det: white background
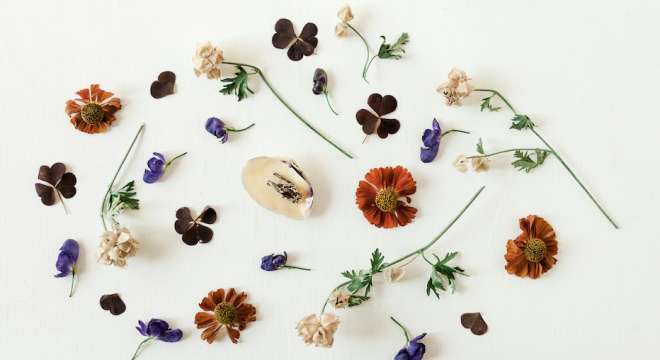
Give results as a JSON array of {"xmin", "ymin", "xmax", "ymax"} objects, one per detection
[{"xmin": 1, "ymin": 0, "xmax": 658, "ymax": 359}]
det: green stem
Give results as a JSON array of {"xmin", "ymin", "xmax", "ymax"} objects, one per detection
[
  {"xmin": 223, "ymin": 62, "xmax": 352, "ymax": 159},
  {"xmin": 226, "ymin": 124, "xmax": 255, "ymax": 132},
  {"xmin": 131, "ymin": 337, "xmax": 153, "ymax": 360},
  {"xmin": 283, "ymin": 265, "xmax": 311, "ymax": 271},
  {"xmin": 323, "ymin": 90, "xmax": 339, "ymax": 116},
  {"xmin": 164, "ymin": 152, "xmax": 187, "ymax": 168},
  {"xmin": 440, "ymin": 129, "xmax": 470, "ymax": 138},
  {"xmin": 100, "ymin": 123, "xmax": 144, "ymax": 231},
  {"xmin": 467, "ymin": 148, "xmax": 552, "ymax": 159},
  {"xmin": 69, "ymin": 267, "xmax": 75, "ymax": 297},
  {"xmin": 475, "ymin": 89, "xmax": 517, "ymax": 115},
  {"xmin": 421, "ymin": 252, "xmax": 434, "ymax": 266},
  {"xmin": 391, "ymin": 317, "xmax": 410, "ymax": 345},
  {"xmin": 363, "ymin": 55, "xmax": 378, "ymax": 82},
  {"xmin": 346, "ymin": 23, "xmax": 371, "ymax": 83}
]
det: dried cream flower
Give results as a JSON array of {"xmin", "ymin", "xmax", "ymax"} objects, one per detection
[
  {"xmin": 383, "ymin": 267, "xmax": 405, "ymax": 284},
  {"xmin": 471, "ymin": 157, "xmax": 491, "ymax": 173},
  {"xmin": 337, "ymin": 4, "xmax": 354, "ymax": 24},
  {"xmin": 453, "ymin": 155, "xmax": 468, "ymax": 173},
  {"xmin": 334, "ymin": 22, "xmax": 348, "ymax": 38},
  {"xmin": 95, "ymin": 227, "xmax": 139, "ymax": 269},
  {"xmin": 328, "ymin": 291, "xmax": 350, "ymax": 309},
  {"xmin": 193, "ymin": 41, "xmax": 225, "ymax": 80},
  {"xmin": 437, "ymin": 68, "xmax": 474, "ymax": 108},
  {"xmin": 295, "ymin": 313, "xmax": 340, "ymax": 348}
]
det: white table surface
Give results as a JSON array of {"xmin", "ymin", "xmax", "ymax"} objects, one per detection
[{"xmin": 1, "ymin": 0, "xmax": 658, "ymax": 359}]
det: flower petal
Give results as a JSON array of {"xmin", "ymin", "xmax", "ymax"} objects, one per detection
[
  {"xmin": 143, "ymin": 170, "xmax": 164, "ymax": 184},
  {"xmin": 54, "ymin": 253, "xmax": 73, "ymax": 277},
  {"xmin": 377, "ymin": 118, "xmax": 400, "ymax": 138},
  {"xmin": 356, "ymin": 109, "xmax": 378, "ymax": 135},
  {"xmin": 60, "ymin": 239, "xmax": 79, "ymax": 263},
  {"xmin": 421, "ymin": 143, "xmax": 440, "ymax": 163},
  {"xmin": 272, "ymin": 19, "xmax": 297, "ymax": 49},
  {"xmin": 226, "ymin": 327, "xmax": 240, "ymax": 344},
  {"xmin": 299, "ymin": 22, "xmax": 318, "ymax": 48},
  {"xmin": 158, "ymin": 329, "xmax": 183, "ymax": 342}
]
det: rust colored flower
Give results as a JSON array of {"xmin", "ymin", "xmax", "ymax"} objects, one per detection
[
  {"xmin": 194, "ymin": 288, "xmax": 256, "ymax": 344},
  {"xmin": 356, "ymin": 166, "xmax": 417, "ymax": 229},
  {"xmin": 356, "ymin": 93, "xmax": 400, "ymax": 139},
  {"xmin": 504, "ymin": 215, "xmax": 558, "ymax": 279},
  {"xmin": 65, "ymin": 85, "xmax": 122, "ymax": 134}
]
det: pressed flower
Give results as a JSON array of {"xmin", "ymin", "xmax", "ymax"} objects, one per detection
[
  {"xmin": 504, "ymin": 215, "xmax": 558, "ymax": 279},
  {"xmin": 143, "ymin": 152, "xmax": 187, "ymax": 184},
  {"xmin": 420, "ymin": 119, "xmax": 469, "ymax": 163},
  {"xmin": 356, "ymin": 166, "xmax": 417, "ymax": 229},
  {"xmin": 175, "ymin": 206, "xmax": 217, "ymax": 245},
  {"xmin": 383, "ymin": 266, "xmax": 405, "ymax": 284},
  {"xmin": 436, "ymin": 68, "xmax": 474, "ymax": 108},
  {"xmin": 356, "ymin": 93, "xmax": 400, "ymax": 140},
  {"xmin": 205, "ymin": 117, "xmax": 255, "ymax": 144},
  {"xmin": 471, "ymin": 157, "xmax": 491, "ymax": 173},
  {"xmin": 453, "ymin": 155, "xmax": 468, "ymax": 173},
  {"xmin": 193, "ymin": 41, "xmax": 225, "ymax": 79},
  {"xmin": 100, "ymin": 293, "xmax": 126, "ymax": 315},
  {"xmin": 295, "ymin": 313, "xmax": 340, "ymax": 348},
  {"xmin": 35, "ymin": 163, "xmax": 76, "ymax": 213},
  {"xmin": 272, "ymin": 19, "xmax": 318, "ymax": 61},
  {"xmin": 312, "ymin": 68, "xmax": 338, "ymax": 115},
  {"xmin": 95, "ymin": 227, "xmax": 139, "ymax": 269},
  {"xmin": 392, "ymin": 317, "xmax": 426, "ymax": 360},
  {"xmin": 54, "ymin": 239, "xmax": 79, "ymax": 297},
  {"xmin": 461, "ymin": 312, "xmax": 488, "ymax": 335},
  {"xmin": 261, "ymin": 252, "xmax": 311, "ymax": 271},
  {"xmin": 65, "ymin": 85, "xmax": 122, "ymax": 134},
  {"xmin": 328, "ymin": 291, "xmax": 350, "ymax": 309},
  {"xmin": 194, "ymin": 288, "xmax": 257, "ymax": 344},
  {"xmin": 150, "ymin": 71, "xmax": 176, "ymax": 99},
  {"xmin": 132, "ymin": 319, "xmax": 183, "ymax": 360},
  {"xmin": 337, "ymin": 4, "xmax": 354, "ymax": 23},
  {"xmin": 334, "ymin": 22, "xmax": 348, "ymax": 38}
]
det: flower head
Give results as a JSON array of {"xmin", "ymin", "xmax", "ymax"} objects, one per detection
[
  {"xmin": 295, "ymin": 313, "xmax": 340, "ymax": 348},
  {"xmin": 436, "ymin": 68, "xmax": 474, "ymax": 108},
  {"xmin": 36, "ymin": 163, "xmax": 77, "ymax": 211},
  {"xmin": 261, "ymin": 252, "xmax": 287, "ymax": 271},
  {"xmin": 272, "ymin": 19, "xmax": 318, "ymax": 61},
  {"xmin": 328, "ymin": 291, "xmax": 350, "ymax": 309},
  {"xmin": 471, "ymin": 157, "xmax": 491, "ymax": 173},
  {"xmin": 193, "ymin": 41, "xmax": 225, "ymax": 79},
  {"xmin": 95, "ymin": 227, "xmax": 139, "ymax": 269},
  {"xmin": 453, "ymin": 155, "xmax": 468, "ymax": 173},
  {"xmin": 334, "ymin": 23, "xmax": 348, "ymax": 38},
  {"xmin": 65, "ymin": 85, "xmax": 122, "ymax": 134},
  {"xmin": 205, "ymin": 117, "xmax": 228, "ymax": 144},
  {"xmin": 383, "ymin": 266, "xmax": 405, "ymax": 284},
  {"xmin": 337, "ymin": 4, "xmax": 354, "ymax": 23},
  {"xmin": 356, "ymin": 166, "xmax": 417, "ymax": 229},
  {"xmin": 420, "ymin": 119, "xmax": 442, "ymax": 163},
  {"xmin": 312, "ymin": 68, "xmax": 328, "ymax": 95},
  {"xmin": 55, "ymin": 239, "xmax": 79, "ymax": 278},
  {"xmin": 175, "ymin": 206, "xmax": 217, "ymax": 245},
  {"xmin": 395, "ymin": 333, "xmax": 427, "ymax": 360},
  {"xmin": 136, "ymin": 319, "xmax": 183, "ymax": 342},
  {"xmin": 194, "ymin": 288, "xmax": 257, "ymax": 344},
  {"xmin": 504, "ymin": 215, "xmax": 558, "ymax": 279},
  {"xmin": 143, "ymin": 152, "xmax": 186, "ymax": 184},
  {"xmin": 356, "ymin": 93, "xmax": 401, "ymax": 139}
]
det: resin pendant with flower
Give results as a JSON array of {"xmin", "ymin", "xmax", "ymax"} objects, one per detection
[{"xmin": 241, "ymin": 157, "xmax": 313, "ymax": 220}]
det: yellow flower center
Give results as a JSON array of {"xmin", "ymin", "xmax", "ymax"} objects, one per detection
[
  {"xmin": 80, "ymin": 103, "xmax": 104, "ymax": 125},
  {"xmin": 375, "ymin": 189, "xmax": 398, "ymax": 212},
  {"xmin": 524, "ymin": 238, "xmax": 547, "ymax": 262},
  {"xmin": 213, "ymin": 302, "xmax": 237, "ymax": 325}
]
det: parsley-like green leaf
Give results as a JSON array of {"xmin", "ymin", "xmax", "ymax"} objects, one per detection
[
  {"xmin": 377, "ymin": 33, "xmax": 409, "ymax": 60},
  {"xmin": 510, "ymin": 115, "xmax": 535, "ymax": 131},
  {"xmin": 108, "ymin": 181, "xmax": 139, "ymax": 212},
  {"xmin": 219, "ymin": 66, "xmax": 254, "ymax": 101},
  {"xmin": 480, "ymin": 96, "xmax": 501, "ymax": 112},
  {"xmin": 347, "ymin": 294, "xmax": 371, "ymax": 307},
  {"xmin": 341, "ymin": 269, "xmax": 372, "ymax": 294},
  {"xmin": 425, "ymin": 252, "xmax": 468, "ymax": 298},
  {"xmin": 370, "ymin": 248, "xmax": 385, "ymax": 274},
  {"xmin": 511, "ymin": 150, "xmax": 550, "ymax": 173},
  {"xmin": 476, "ymin": 138, "xmax": 485, "ymax": 155}
]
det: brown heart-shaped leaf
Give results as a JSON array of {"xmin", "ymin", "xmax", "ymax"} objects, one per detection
[
  {"xmin": 461, "ymin": 312, "xmax": 487, "ymax": 335},
  {"xmin": 176, "ymin": 206, "xmax": 216, "ymax": 245},
  {"xmin": 272, "ymin": 19, "xmax": 296, "ymax": 49},
  {"xmin": 100, "ymin": 294, "xmax": 126, "ymax": 315},
  {"xmin": 151, "ymin": 71, "xmax": 176, "ymax": 99}
]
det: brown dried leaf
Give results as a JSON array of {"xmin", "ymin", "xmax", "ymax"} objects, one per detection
[{"xmin": 461, "ymin": 312, "xmax": 488, "ymax": 335}]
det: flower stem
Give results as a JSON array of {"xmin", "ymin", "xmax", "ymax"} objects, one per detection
[
  {"xmin": 226, "ymin": 124, "xmax": 255, "ymax": 132},
  {"xmin": 440, "ymin": 129, "xmax": 470, "ymax": 138},
  {"xmin": 223, "ymin": 62, "xmax": 353, "ymax": 158},
  {"xmin": 164, "ymin": 152, "xmax": 187, "ymax": 168},
  {"xmin": 475, "ymin": 89, "xmax": 518, "ymax": 115},
  {"xmin": 100, "ymin": 123, "xmax": 144, "ymax": 231},
  {"xmin": 320, "ymin": 281, "xmax": 351, "ymax": 316},
  {"xmin": 284, "ymin": 265, "xmax": 311, "ymax": 271},
  {"xmin": 363, "ymin": 55, "xmax": 378, "ymax": 82},
  {"xmin": 346, "ymin": 23, "xmax": 371, "ymax": 83},
  {"xmin": 391, "ymin": 317, "xmax": 410, "ymax": 345},
  {"xmin": 69, "ymin": 267, "xmax": 75, "ymax": 297},
  {"xmin": 324, "ymin": 90, "xmax": 339, "ymax": 115},
  {"xmin": 467, "ymin": 148, "xmax": 552, "ymax": 159},
  {"xmin": 131, "ymin": 337, "xmax": 153, "ymax": 360}
]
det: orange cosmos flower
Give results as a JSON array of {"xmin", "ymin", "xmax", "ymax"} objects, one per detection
[
  {"xmin": 356, "ymin": 166, "xmax": 417, "ymax": 229},
  {"xmin": 504, "ymin": 215, "xmax": 558, "ymax": 279},
  {"xmin": 194, "ymin": 288, "xmax": 256, "ymax": 344},
  {"xmin": 65, "ymin": 84, "xmax": 122, "ymax": 134}
]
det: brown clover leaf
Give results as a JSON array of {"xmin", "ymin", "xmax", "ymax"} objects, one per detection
[
  {"xmin": 35, "ymin": 162, "xmax": 77, "ymax": 213},
  {"xmin": 175, "ymin": 206, "xmax": 217, "ymax": 245},
  {"xmin": 356, "ymin": 93, "xmax": 401, "ymax": 139},
  {"xmin": 150, "ymin": 71, "xmax": 176, "ymax": 99},
  {"xmin": 100, "ymin": 293, "xmax": 126, "ymax": 316},
  {"xmin": 272, "ymin": 18, "xmax": 318, "ymax": 61},
  {"xmin": 461, "ymin": 312, "xmax": 488, "ymax": 335}
]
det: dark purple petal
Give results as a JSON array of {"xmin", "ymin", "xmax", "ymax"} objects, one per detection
[
  {"xmin": 312, "ymin": 68, "xmax": 327, "ymax": 95},
  {"xmin": 261, "ymin": 254, "xmax": 277, "ymax": 271},
  {"xmin": 143, "ymin": 169, "xmax": 165, "ymax": 184},
  {"xmin": 395, "ymin": 349, "xmax": 410, "ymax": 360},
  {"xmin": 146, "ymin": 319, "xmax": 169, "ymax": 338},
  {"xmin": 272, "ymin": 254, "xmax": 287, "ymax": 268},
  {"xmin": 54, "ymin": 253, "xmax": 73, "ymax": 277},
  {"xmin": 407, "ymin": 333, "xmax": 427, "ymax": 360},
  {"xmin": 148, "ymin": 153, "xmax": 166, "ymax": 173},
  {"xmin": 422, "ymin": 129, "xmax": 441, "ymax": 148},
  {"xmin": 136, "ymin": 320, "xmax": 148, "ymax": 336},
  {"xmin": 60, "ymin": 239, "xmax": 79, "ymax": 263},
  {"xmin": 432, "ymin": 118, "xmax": 441, "ymax": 132},
  {"xmin": 157, "ymin": 329, "xmax": 183, "ymax": 342},
  {"xmin": 205, "ymin": 117, "xmax": 227, "ymax": 138},
  {"xmin": 420, "ymin": 143, "xmax": 440, "ymax": 163}
]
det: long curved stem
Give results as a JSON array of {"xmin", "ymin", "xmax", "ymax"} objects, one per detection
[
  {"xmin": 131, "ymin": 337, "xmax": 152, "ymax": 360},
  {"xmin": 223, "ymin": 62, "xmax": 352, "ymax": 158},
  {"xmin": 164, "ymin": 152, "xmax": 187, "ymax": 168},
  {"xmin": 69, "ymin": 267, "xmax": 75, "ymax": 297},
  {"xmin": 467, "ymin": 148, "xmax": 552, "ymax": 159},
  {"xmin": 391, "ymin": 317, "xmax": 410, "ymax": 345},
  {"xmin": 100, "ymin": 123, "xmax": 144, "ymax": 231},
  {"xmin": 363, "ymin": 55, "xmax": 378, "ymax": 82},
  {"xmin": 440, "ymin": 129, "xmax": 470, "ymax": 138},
  {"xmin": 324, "ymin": 90, "xmax": 339, "ymax": 115},
  {"xmin": 226, "ymin": 124, "xmax": 255, "ymax": 132},
  {"xmin": 284, "ymin": 265, "xmax": 311, "ymax": 271},
  {"xmin": 345, "ymin": 24, "xmax": 371, "ymax": 82}
]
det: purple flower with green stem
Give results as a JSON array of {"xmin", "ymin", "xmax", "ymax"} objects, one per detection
[
  {"xmin": 261, "ymin": 251, "xmax": 311, "ymax": 271},
  {"xmin": 205, "ymin": 117, "xmax": 255, "ymax": 144},
  {"xmin": 132, "ymin": 319, "xmax": 183, "ymax": 360},
  {"xmin": 420, "ymin": 118, "xmax": 469, "ymax": 163},
  {"xmin": 312, "ymin": 68, "xmax": 338, "ymax": 116},
  {"xmin": 54, "ymin": 239, "xmax": 79, "ymax": 297},
  {"xmin": 143, "ymin": 152, "xmax": 187, "ymax": 184},
  {"xmin": 392, "ymin": 317, "xmax": 426, "ymax": 360}
]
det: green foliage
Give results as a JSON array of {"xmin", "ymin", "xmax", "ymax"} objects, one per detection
[
  {"xmin": 425, "ymin": 252, "xmax": 468, "ymax": 299},
  {"xmin": 476, "ymin": 138, "xmax": 485, "ymax": 155},
  {"xmin": 510, "ymin": 115, "xmax": 535, "ymax": 131},
  {"xmin": 377, "ymin": 33, "xmax": 409, "ymax": 60},
  {"xmin": 347, "ymin": 294, "xmax": 371, "ymax": 307},
  {"xmin": 370, "ymin": 248, "xmax": 385, "ymax": 274},
  {"xmin": 108, "ymin": 181, "xmax": 139, "ymax": 212},
  {"xmin": 341, "ymin": 249, "xmax": 386, "ymax": 300},
  {"xmin": 219, "ymin": 66, "xmax": 254, "ymax": 101},
  {"xmin": 511, "ymin": 150, "xmax": 550, "ymax": 173},
  {"xmin": 480, "ymin": 95, "xmax": 501, "ymax": 112}
]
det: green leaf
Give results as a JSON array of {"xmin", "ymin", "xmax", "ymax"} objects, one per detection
[
  {"xmin": 108, "ymin": 181, "xmax": 139, "ymax": 212},
  {"xmin": 347, "ymin": 294, "xmax": 371, "ymax": 307},
  {"xmin": 370, "ymin": 248, "xmax": 385, "ymax": 274},
  {"xmin": 480, "ymin": 96, "xmax": 501, "ymax": 112},
  {"xmin": 341, "ymin": 269, "xmax": 372, "ymax": 294},
  {"xmin": 377, "ymin": 33, "xmax": 409, "ymax": 60},
  {"xmin": 425, "ymin": 252, "xmax": 468, "ymax": 298},
  {"xmin": 476, "ymin": 138, "xmax": 485, "ymax": 155},
  {"xmin": 426, "ymin": 277, "xmax": 440, "ymax": 299},
  {"xmin": 219, "ymin": 66, "xmax": 254, "ymax": 101},
  {"xmin": 510, "ymin": 115, "xmax": 535, "ymax": 131},
  {"xmin": 511, "ymin": 150, "xmax": 550, "ymax": 173}
]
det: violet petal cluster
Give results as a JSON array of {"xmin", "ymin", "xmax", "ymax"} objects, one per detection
[
  {"xmin": 395, "ymin": 333, "xmax": 427, "ymax": 360},
  {"xmin": 54, "ymin": 239, "xmax": 79, "ymax": 278},
  {"xmin": 205, "ymin": 117, "xmax": 228, "ymax": 143},
  {"xmin": 143, "ymin": 153, "xmax": 166, "ymax": 183},
  {"xmin": 420, "ymin": 119, "xmax": 442, "ymax": 163},
  {"xmin": 261, "ymin": 252, "xmax": 288, "ymax": 271},
  {"xmin": 312, "ymin": 68, "xmax": 328, "ymax": 95},
  {"xmin": 136, "ymin": 319, "xmax": 183, "ymax": 342}
]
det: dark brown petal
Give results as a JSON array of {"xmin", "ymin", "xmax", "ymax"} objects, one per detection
[
  {"xmin": 199, "ymin": 206, "xmax": 217, "ymax": 224},
  {"xmin": 299, "ymin": 22, "xmax": 318, "ymax": 48},
  {"xmin": 197, "ymin": 225, "xmax": 214, "ymax": 243},
  {"xmin": 367, "ymin": 93, "xmax": 383, "ymax": 115},
  {"xmin": 175, "ymin": 219, "xmax": 193, "ymax": 234},
  {"xmin": 461, "ymin": 312, "xmax": 488, "ymax": 335},
  {"xmin": 182, "ymin": 227, "xmax": 199, "ymax": 245},
  {"xmin": 151, "ymin": 71, "xmax": 176, "ymax": 99},
  {"xmin": 176, "ymin": 207, "xmax": 193, "ymax": 222},
  {"xmin": 38, "ymin": 165, "xmax": 55, "ymax": 185},
  {"xmin": 377, "ymin": 118, "xmax": 400, "ymax": 138},
  {"xmin": 287, "ymin": 41, "xmax": 306, "ymax": 61},
  {"xmin": 356, "ymin": 109, "xmax": 378, "ymax": 135},
  {"xmin": 56, "ymin": 173, "xmax": 77, "ymax": 198},
  {"xmin": 100, "ymin": 294, "xmax": 126, "ymax": 316},
  {"xmin": 35, "ymin": 184, "xmax": 55, "ymax": 205},
  {"xmin": 379, "ymin": 95, "xmax": 398, "ymax": 116},
  {"xmin": 272, "ymin": 19, "xmax": 296, "ymax": 49},
  {"xmin": 58, "ymin": 186, "xmax": 77, "ymax": 199},
  {"xmin": 50, "ymin": 163, "xmax": 66, "ymax": 184}
]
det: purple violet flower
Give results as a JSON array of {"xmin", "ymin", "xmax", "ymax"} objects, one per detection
[
  {"xmin": 133, "ymin": 319, "xmax": 182, "ymax": 359},
  {"xmin": 54, "ymin": 239, "xmax": 79, "ymax": 297},
  {"xmin": 392, "ymin": 317, "xmax": 426, "ymax": 360},
  {"xmin": 143, "ymin": 152, "xmax": 187, "ymax": 184},
  {"xmin": 420, "ymin": 118, "xmax": 469, "ymax": 163},
  {"xmin": 205, "ymin": 117, "xmax": 255, "ymax": 144},
  {"xmin": 261, "ymin": 252, "xmax": 311, "ymax": 271},
  {"xmin": 312, "ymin": 68, "xmax": 339, "ymax": 115}
]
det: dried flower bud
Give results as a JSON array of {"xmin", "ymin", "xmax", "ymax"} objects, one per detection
[
  {"xmin": 383, "ymin": 266, "xmax": 405, "ymax": 284},
  {"xmin": 334, "ymin": 22, "xmax": 348, "ymax": 38},
  {"xmin": 453, "ymin": 155, "xmax": 468, "ymax": 173},
  {"xmin": 295, "ymin": 313, "xmax": 340, "ymax": 348},
  {"xmin": 471, "ymin": 157, "xmax": 491, "ymax": 173},
  {"xmin": 193, "ymin": 41, "xmax": 225, "ymax": 80},
  {"xmin": 337, "ymin": 4, "xmax": 354, "ymax": 23},
  {"xmin": 95, "ymin": 227, "xmax": 139, "ymax": 269},
  {"xmin": 437, "ymin": 68, "xmax": 474, "ymax": 108},
  {"xmin": 328, "ymin": 291, "xmax": 350, "ymax": 309}
]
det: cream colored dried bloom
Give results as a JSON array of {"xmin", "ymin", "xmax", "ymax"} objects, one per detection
[
  {"xmin": 437, "ymin": 68, "xmax": 474, "ymax": 108},
  {"xmin": 471, "ymin": 157, "xmax": 491, "ymax": 173},
  {"xmin": 328, "ymin": 291, "xmax": 350, "ymax": 309},
  {"xmin": 337, "ymin": 4, "xmax": 354, "ymax": 23},
  {"xmin": 193, "ymin": 41, "xmax": 225, "ymax": 80},
  {"xmin": 453, "ymin": 155, "xmax": 468, "ymax": 173},
  {"xmin": 334, "ymin": 22, "xmax": 348, "ymax": 38},
  {"xmin": 295, "ymin": 313, "xmax": 340, "ymax": 348},
  {"xmin": 383, "ymin": 267, "xmax": 405, "ymax": 284},
  {"xmin": 95, "ymin": 227, "xmax": 139, "ymax": 269}
]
